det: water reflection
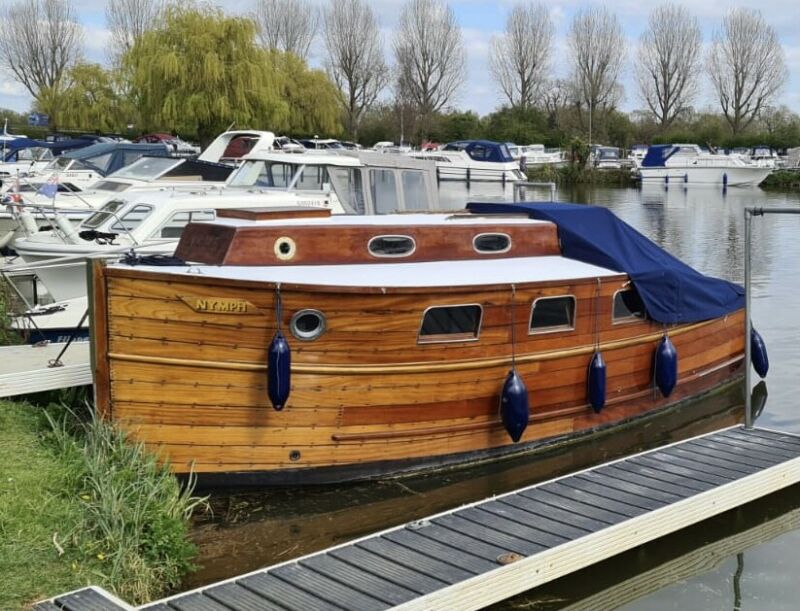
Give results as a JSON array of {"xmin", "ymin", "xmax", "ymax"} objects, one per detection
[{"xmin": 185, "ymin": 183, "xmax": 800, "ymax": 610}]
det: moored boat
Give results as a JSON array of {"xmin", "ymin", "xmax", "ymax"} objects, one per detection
[
  {"xmin": 89, "ymin": 202, "xmax": 752, "ymax": 485},
  {"xmin": 638, "ymin": 144, "xmax": 772, "ymax": 186},
  {"xmin": 410, "ymin": 140, "xmax": 525, "ymax": 183}
]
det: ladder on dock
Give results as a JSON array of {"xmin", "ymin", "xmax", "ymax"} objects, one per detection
[
  {"xmin": 0, "ymin": 342, "xmax": 91, "ymax": 398},
  {"xmin": 36, "ymin": 425, "xmax": 800, "ymax": 611}
]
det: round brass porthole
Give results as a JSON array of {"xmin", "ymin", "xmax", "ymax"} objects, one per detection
[
  {"xmin": 274, "ymin": 236, "xmax": 296, "ymax": 260},
  {"xmin": 289, "ymin": 450, "xmax": 301, "ymax": 461},
  {"xmin": 290, "ymin": 309, "xmax": 326, "ymax": 341}
]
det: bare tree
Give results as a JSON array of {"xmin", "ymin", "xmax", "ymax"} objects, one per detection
[
  {"xmin": 568, "ymin": 7, "xmax": 625, "ymax": 137},
  {"xmin": 635, "ymin": 4, "xmax": 701, "ymax": 130},
  {"xmin": 106, "ymin": 0, "xmax": 165, "ymax": 64},
  {"xmin": 708, "ymin": 9, "xmax": 787, "ymax": 134},
  {"xmin": 489, "ymin": 3, "xmax": 553, "ymax": 110},
  {"xmin": 394, "ymin": 0, "xmax": 465, "ymax": 132},
  {"xmin": 252, "ymin": 0, "xmax": 318, "ymax": 61},
  {"xmin": 323, "ymin": 0, "xmax": 389, "ymax": 141},
  {"xmin": 0, "ymin": 0, "xmax": 83, "ymax": 124}
]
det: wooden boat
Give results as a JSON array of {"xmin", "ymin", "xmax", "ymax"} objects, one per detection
[{"xmin": 89, "ymin": 202, "xmax": 751, "ymax": 485}]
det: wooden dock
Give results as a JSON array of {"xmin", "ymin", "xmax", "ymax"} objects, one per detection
[
  {"xmin": 35, "ymin": 425, "xmax": 800, "ymax": 610},
  {"xmin": 0, "ymin": 341, "xmax": 91, "ymax": 399}
]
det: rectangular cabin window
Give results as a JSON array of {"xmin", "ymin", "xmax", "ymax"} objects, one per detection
[
  {"xmin": 328, "ymin": 167, "xmax": 365, "ymax": 214},
  {"xmin": 154, "ymin": 209, "xmax": 215, "ymax": 239},
  {"xmin": 529, "ymin": 296, "xmax": 576, "ymax": 334},
  {"xmin": 418, "ymin": 305, "xmax": 482, "ymax": 343},
  {"xmin": 613, "ymin": 288, "xmax": 647, "ymax": 323},
  {"xmin": 371, "ymin": 169, "xmax": 400, "ymax": 214},
  {"xmin": 401, "ymin": 171, "xmax": 430, "ymax": 210}
]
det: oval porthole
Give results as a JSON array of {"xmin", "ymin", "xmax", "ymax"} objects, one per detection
[
  {"xmin": 274, "ymin": 236, "xmax": 296, "ymax": 261},
  {"xmin": 473, "ymin": 232, "xmax": 511, "ymax": 254},
  {"xmin": 290, "ymin": 309, "xmax": 326, "ymax": 341},
  {"xmin": 368, "ymin": 235, "xmax": 416, "ymax": 257}
]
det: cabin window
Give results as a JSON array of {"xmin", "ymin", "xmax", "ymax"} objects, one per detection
[
  {"xmin": 529, "ymin": 296, "xmax": 576, "ymax": 333},
  {"xmin": 368, "ymin": 235, "xmax": 416, "ymax": 257},
  {"xmin": 110, "ymin": 204, "xmax": 153, "ymax": 233},
  {"xmin": 153, "ymin": 209, "xmax": 215, "ymax": 239},
  {"xmin": 401, "ymin": 171, "xmax": 429, "ymax": 210},
  {"xmin": 613, "ymin": 288, "xmax": 647, "ymax": 322},
  {"xmin": 82, "ymin": 199, "xmax": 126, "ymax": 229},
  {"xmin": 294, "ymin": 165, "xmax": 330, "ymax": 191},
  {"xmin": 328, "ymin": 167, "xmax": 365, "ymax": 214},
  {"xmin": 473, "ymin": 233, "xmax": 511, "ymax": 254},
  {"xmin": 370, "ymin": 169, "xmax": 399, "ymax": 214},
  {"xmin": 418, "ymin": 305, "xmax": 482, "ymax": 343},
  {"xmin": 290, "ymin": 309, "xmax": 326, "ymax": 341}
]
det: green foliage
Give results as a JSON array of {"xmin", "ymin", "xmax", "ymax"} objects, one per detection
[
  {"xmin": 0, "ymin": 280, "xmax": 20, "ymax": 345},
  {"xmin": 274, "ymin": 52, "xmax": 342, "ymax": 137},
  {"xmin": 483, "ymin": 106, "xmax": 549, "ymax": 145},
  {"xmin": 124, "ymin": 4, "xmax": 289, "ymax": 144},
  {"xmin": 761, "ymin": 170, "xmax": 800, "ymax": 190},
  {"xmin": 428, "ymin": 111, "xmax": 484, "ymax": 143},
  {"xmin": 42, "ymin": 403, "xmax": 207, "ymax": 603},
  {"xmin": 52, "ymin": 63, "xmax": 134, "ymax": 132}
]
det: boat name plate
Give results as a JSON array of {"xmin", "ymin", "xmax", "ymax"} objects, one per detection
[{"xmin": 179, "ymin": 296, "xmax": 263, "ymax": 315}]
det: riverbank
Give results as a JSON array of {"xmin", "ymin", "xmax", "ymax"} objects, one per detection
[
  {"xmin": 0, "ymin": 396, "xmax": 205, "ymax": 609},
  {"xmin": 526, "ymin": 164, "xmax": 636, "ymax": 187},
  {"xmin": 760, "ymin": 169, "xmax": 800, "ymax": 190}
]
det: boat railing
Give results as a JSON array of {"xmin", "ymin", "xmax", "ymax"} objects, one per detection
[
  {"xmin": 435, "ymin": 165, "xmax": 519, "ymax": 185},
  {"xmin": 513, "ymin": 181, "xmax": 557, "ymax": 201}
]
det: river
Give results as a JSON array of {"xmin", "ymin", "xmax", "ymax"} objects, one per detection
[{"xmin": 185, "ymin": 181, "xmax": 800, "ymax": 610}]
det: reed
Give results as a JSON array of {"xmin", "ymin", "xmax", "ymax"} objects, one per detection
[
  {"xmin": 42, "ymin": 401, "xmax": 209, "ymax": 604},
  {"xmin": 0, "ymin": 278, "xmax": 20, "ymax": 345}
]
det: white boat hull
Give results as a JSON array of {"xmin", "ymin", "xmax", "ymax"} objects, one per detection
[{"xmin": 639, "ymin": 166, "xmax": 771, "ymax": 187}]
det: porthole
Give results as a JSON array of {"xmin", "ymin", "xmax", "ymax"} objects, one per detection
[
  {"xmin": 290, "ymin": 309, "xmax": 326, "ymax": 341},
  {"xmin": 274, "ymin": 236, "xmax": 296, "ymax": 260},
  {"xmin": 368, "ymin": 234, "xmax": 416, "ymax": 257},
  {"xmin": 473, "ymin": 232, "xmax": 511, "ymax": 254}
]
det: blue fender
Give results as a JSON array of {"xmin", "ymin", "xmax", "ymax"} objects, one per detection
[
  {"xmin": 587, "ymin": 351, "xmax": 606, "ymax": 413},
  {"xmin": 267, "ymin": 330, "xmax": 291, "ymax": 410},
  {"xmin": 655, "ymin": 336, "xmax": 678, "ymax": 397},
  {"xmin": 500, "ymin": 369, "xmax": 530, "ymax": 443},
  {"xmin": 751, "ymin": 327, "xmax": 769, "ymax": 378}
]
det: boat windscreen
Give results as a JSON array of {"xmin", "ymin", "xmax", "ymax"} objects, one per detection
[
  {"xmin": 112, "ymin": 157, "xmax": 180, "ymax": 180},
  {"xmin": 227, "ymin": 160, "xmax": 297, "ymax": 188}
]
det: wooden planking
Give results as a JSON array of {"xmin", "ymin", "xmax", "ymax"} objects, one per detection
[
  {"xmin": 176, "ymin": 222, "xmax": 561, "ymax": 266},
  {"xmin": 134, "ymin": 427, "xmax": 800, "ymax": 611}
]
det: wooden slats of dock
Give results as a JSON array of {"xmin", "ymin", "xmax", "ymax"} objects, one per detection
[{"xmin": 36, "ymin": 426, "xmax": 800, "ymax": 611}]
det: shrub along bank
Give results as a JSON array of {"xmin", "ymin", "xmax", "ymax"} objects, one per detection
[{"xmin": 0, "ymin": 397, "xmax": 206, "ymax": 609}]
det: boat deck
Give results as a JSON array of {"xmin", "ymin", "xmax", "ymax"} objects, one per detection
[
  {"xmin": 36, "ymin": 425, "xmax": 800, "ymax": 610},
  {"xmin": 0, "ymin": 341, "xmax": 91, "ymax": 398}
]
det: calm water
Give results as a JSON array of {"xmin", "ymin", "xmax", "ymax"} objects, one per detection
[{"xmin": 186, "ymin": 182, "xmax": 800, "ymax": 610}]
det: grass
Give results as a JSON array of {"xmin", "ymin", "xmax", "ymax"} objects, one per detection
[
  {"xmin": 761, "ymin": 169, "xmax": 800, "ymax": 190},
  {"xmin": 0, "ymin": 397, "xmax": 207, "ymax": 609},
  {"xmin": 525, "ymin": 164, "xmax": 637, "ymax": 187}
]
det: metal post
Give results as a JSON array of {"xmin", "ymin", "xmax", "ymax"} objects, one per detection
[{"xmin": 744, "ymin": 208, "xmax": 752, "ymax": 428}]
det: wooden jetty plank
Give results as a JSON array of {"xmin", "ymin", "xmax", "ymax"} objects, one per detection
[
  {"xmin": 155, "ymin": 593, "xmax": 231, "ymax": 611},
  {"xmin": 0, "ymin": 342, "xmax": 91, "ymax": 398},
  {"xmin": 125, "ymin": 427, "xmax": 800, "ymax": 611},
  {"xmin": 52, "ymin": 587, "xmax": 132, "ymax": 610},
  {"xmin": 203, "ymin": 583, "xmax": 285, "ymax": 611},
  {"xmin": 237, "ymin": 572, "xmax": 343, "ymax": 611}
]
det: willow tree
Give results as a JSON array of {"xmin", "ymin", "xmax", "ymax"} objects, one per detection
[
  {"xmin": 276, "ymin": 52, "xmax": 342, "ymax": 136},
  {"xmin": 124, "ymin": 5, "xmax": 288, "ymax": 145},
  {"xmin": 57, "ymin": 63, "xmax": 134, "ymax": 132}
]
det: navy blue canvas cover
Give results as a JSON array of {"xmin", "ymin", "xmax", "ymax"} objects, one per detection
[{"xmin": 466, "ymin": 201, "xmax": 744, "ymax": 324}]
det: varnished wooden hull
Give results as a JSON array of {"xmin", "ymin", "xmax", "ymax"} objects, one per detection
[{"xmin": 91, "ymin": 262, "xmax": 746, "ymax": 484}]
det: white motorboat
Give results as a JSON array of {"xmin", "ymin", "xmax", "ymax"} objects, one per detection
[
  {"xmin": 521, "ymin": 144, "xmax": 564, "ymax": 167},
  {"xmin": 410, "ymin": 140, "xmax": 525, "ymax": 183},
  {"xmin": 638, "ymin": 144, "xmax": 772, "ymax": 187},
  {"xmin": 9, "ymin": 150, "xmax": 440, "ymax": 305},
  {"xmin": 0, "ymin": 138, "xmax": 91, "ymax": 183}
]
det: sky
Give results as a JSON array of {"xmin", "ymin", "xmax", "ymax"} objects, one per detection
[{"xmin": 0, "ymin": 0, "xmax": 798, "ymax": 122}]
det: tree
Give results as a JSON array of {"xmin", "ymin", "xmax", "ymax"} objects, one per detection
[
  {"xmin": 635, "ymin": 4, "xmax": 701, "ymax": 130},
  {"xmin": 56, "ymin": 63, "xmax": 134, "ymax": 132},
  {"xmin": 105, "ymin": 0, "xmax": 165, "ymax": 65},
  {"xmin": 708, "ymin": 9, "xmax": 787, "ymax": 134},
  {"xmin": 252, "ymin": 0, "xmax": 318, "ymax": 61},
  {"xmin": 323, "ymin": 0, "xmax": 389, "ymax": 140},
  {"xmin": 394, "ymin": 0, "xmax": 465, "ymax": 135},
  {"xmin": 567, "ymin": 7, "xmax": 625, "ymax": 139},
  {"xmin": 125, "ymin": 4, "xmax": 289, "ymax": 145},
  {"xmin": 489, "ymin": 3, "xmax": 553, "ymax": 110},
  {"xmin": 0, "ymin": 0, "xmax": 83, "ymax": 127},
  {"xmin": 276, "ymin": 52, "xmax": 343, "ymax": 137}
]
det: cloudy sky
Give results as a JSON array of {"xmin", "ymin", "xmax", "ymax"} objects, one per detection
[{"xmin": 0, "ymin": 0, "xmax": 798, "ymax": 120}]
